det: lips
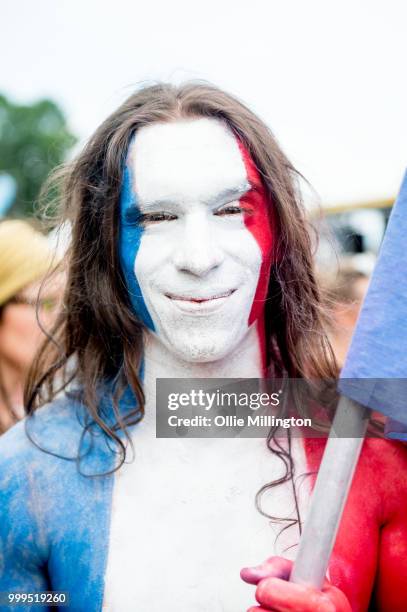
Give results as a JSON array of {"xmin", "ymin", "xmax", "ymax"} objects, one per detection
[
  {"xmin": 164, "ymin": 289, "xmax": 236, "ymax": 314},
  {"xmin": 165, "ymin": 289, "xmax": 235, "ymax": 303}
]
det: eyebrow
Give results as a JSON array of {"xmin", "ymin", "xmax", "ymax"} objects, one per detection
[
  {"xmin": 136, "ymin": 180, "xmax": 254, "ymax": 210},
  {"xmin": 206, "ymin": 182, "xmax": 251, "ymax": 206}
]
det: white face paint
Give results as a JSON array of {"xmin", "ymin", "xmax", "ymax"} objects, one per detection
[{"xmin": 128, "ymin": 118, "xmax": 264, "ymax": 363}]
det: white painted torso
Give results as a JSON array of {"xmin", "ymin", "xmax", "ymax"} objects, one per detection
[{"xmin": 102, "ymin": 402, "xmax": 310, "ymax": 611}]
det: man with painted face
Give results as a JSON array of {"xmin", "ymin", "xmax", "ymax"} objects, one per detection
[{"xmin": 0, "ymin": 83, "xmax": 406, "ymax": 612}]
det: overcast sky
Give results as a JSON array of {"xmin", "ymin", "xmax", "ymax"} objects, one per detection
[{"xmin": 1, "ymin": 0, "xmax": 406, "ymax": 206}]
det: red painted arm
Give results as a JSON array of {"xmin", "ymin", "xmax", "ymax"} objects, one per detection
[
  {"xmin": 241, "ymin": 439, "xmax": 407, "ymax": 611},
  {"xmin": 371, "ymin": 441, "xmax": 407, "ymax": 611}
]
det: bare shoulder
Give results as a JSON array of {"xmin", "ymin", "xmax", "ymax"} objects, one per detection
[{"xmin": 0, "ymin": 397, "xmax": 86, "ymax": 474}]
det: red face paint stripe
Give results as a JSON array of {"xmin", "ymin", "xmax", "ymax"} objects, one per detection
[{"xmin": 236, "ymin": 139, "xmax": 275, "ymax": 372}]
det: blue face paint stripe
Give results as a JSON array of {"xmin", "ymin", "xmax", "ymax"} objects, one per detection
[{"xmin": 119, "ymin": 155, "xmax": 155, "ymax": 331}]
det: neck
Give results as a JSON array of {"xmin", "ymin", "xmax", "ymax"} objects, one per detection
[
  {"xmin": 143, "ymin": 319, "xmax": 264, "ymax": 383},
  {"xmin": 0, "ymin": 358, "xmax": 24, "ymax": 429}
]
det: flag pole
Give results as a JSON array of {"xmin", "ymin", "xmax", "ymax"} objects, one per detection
[
  {"xmin": 290, "ymin": 396, "xmax": 370, "ymax": 587},
  {"xmin": 291, "ymin": 171, "xmax": 407, "ymax": 587}
]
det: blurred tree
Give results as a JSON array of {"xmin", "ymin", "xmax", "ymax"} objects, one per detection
[{"xmin": 0, "ymin": 94, "xmax": 76, "ymax": 217}]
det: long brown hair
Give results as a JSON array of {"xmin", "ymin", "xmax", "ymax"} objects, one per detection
[{"xmin": 26, "ymin": 82, "xmax": 338, "ymax": 480}]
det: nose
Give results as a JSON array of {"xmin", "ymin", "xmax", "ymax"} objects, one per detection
[{"xmin": 173, "ymin": 212, "xmax": 224, "ymax": 277}]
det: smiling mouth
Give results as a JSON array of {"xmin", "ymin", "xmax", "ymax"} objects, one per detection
[{"xmin": 165, "ymin": 289, "xmax": 236, "ymax": 303}]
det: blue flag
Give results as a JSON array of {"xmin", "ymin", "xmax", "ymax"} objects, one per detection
[{"xmin": 339, "ymin": 170, "xmax": 407, "ymax": 439}]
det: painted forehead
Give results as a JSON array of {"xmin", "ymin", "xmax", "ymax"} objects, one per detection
[{"xmin": 126, "ymin": 118, "xmax": 253, "ymax": 207}]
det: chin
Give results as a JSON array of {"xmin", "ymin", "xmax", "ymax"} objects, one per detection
[{"xmin": 162, "ymin": 331, "xmax": 238, "ymax": 364}]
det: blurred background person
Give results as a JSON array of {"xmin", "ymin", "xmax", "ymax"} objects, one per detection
[
  {"xmin": 0, "ymin": 220, "xmax": 63, "ymax": 433},
  {"xmin": 322, "ymin": 262, "xmax": 370, "ymax": 369}
]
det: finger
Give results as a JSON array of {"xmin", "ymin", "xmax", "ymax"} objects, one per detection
[
  {"xmin": 255, "ymin": 577, "xmax": 337, "ymax": 612},
  {"xmin": 241, "ymin": 556, "xmax": 293, "ymax": 585},
  {"xmin": 322, "ymin": 583, "xmax": 353, "ymax": 612}
]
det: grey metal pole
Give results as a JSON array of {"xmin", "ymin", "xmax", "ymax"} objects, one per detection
[{"xmin": 290, "ymin": 395, "xmax": 370, "ymax": 587}]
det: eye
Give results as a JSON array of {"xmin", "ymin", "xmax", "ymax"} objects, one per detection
[
  {"xmin": 214, "ymin": 204, "xmax": 244, "ymax": 217},
  {"xmin": 214, "ymin": 204, "xmax": 252, "ymax": 217},
  {"xmin": 124, "ymin": 209, "xmax": 178, "ymax": 226},
  {"xmin": 39, "ymin": 297, "xmax": 58, "ymax": 312},
  {"xmin": 138, "ymin": 212, "xmax": 178, "ymax": 226}
]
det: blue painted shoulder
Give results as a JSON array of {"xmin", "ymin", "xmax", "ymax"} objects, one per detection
[{"xmin": 0, "ymin": 397, "xmax": 115, "ymax": 611}]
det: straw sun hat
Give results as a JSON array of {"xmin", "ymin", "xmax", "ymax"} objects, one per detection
[{"xmin": 0, "ymin": 220, "xmax": 56, "ymax": 306}]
